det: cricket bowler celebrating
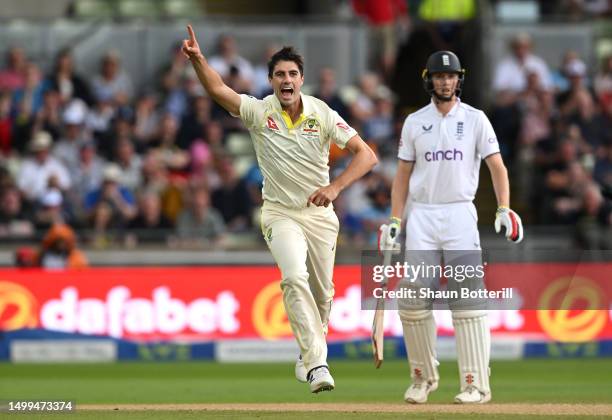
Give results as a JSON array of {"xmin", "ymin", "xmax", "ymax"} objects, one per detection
[
  {"xmin": 379, "ymin": 51, "xmax": 523, "ymax": 404},
  {"xmin": 182, "ymin": 26, "xmax": 378, "ymax": 393}
]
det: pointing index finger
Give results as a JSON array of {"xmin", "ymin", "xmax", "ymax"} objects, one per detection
[{"xmin": 187, "ymin": 24, "xmax": 196, "ymax": 41}]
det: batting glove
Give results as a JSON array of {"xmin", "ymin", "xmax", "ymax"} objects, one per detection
[
  {"xmin": 494, "ymin": 206, "xmax": 523, "ymax": 243},
  {"xmin": 378, "ymin": 217, "xmax": 402, "ymax": 254}
]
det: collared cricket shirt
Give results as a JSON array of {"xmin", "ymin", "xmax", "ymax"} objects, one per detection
[
  {"xmin": 398, "ymin": 99, "xmax": 500, "ymax": 204},
  {"xmin": 238, "ymin": 93, "xmax": 357, "ymax": 208}
]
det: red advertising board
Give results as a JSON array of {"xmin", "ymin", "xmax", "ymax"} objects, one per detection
[{"xmin": 0, "ymin": 265, "xmax": 610, "ymax": 342}]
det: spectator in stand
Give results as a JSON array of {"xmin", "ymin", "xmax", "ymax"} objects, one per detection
[
  {"xmin": 175, "ymin": 184, "xmax": 225, "ymax": 247},
  {"xmin": 252, "ymin": 45, "xmax": 278, "ymax": 98},
  {"xmin": 177, "ymin": 94, "xmax": 212, "ymax": 150},
  {"xmin": 313, "ymin": 68, "xmax": 349, "ymax": 121},
  {"xmin": 126, "ymin": 190, "xmax": 174, "ymax": 244},
  {"xmin": 551, "ymin": 50, "xmax": 580, "ymax": 93},
  {"xmin": 0, "ymin": 91, "xmax": 13, "ymax": 156},
  {"xmin": 492, "ymin": 32, "xmax": 553, "ymax": 160},
  {"xmin": 86, "ymin": 89, "xmax": 116, "ymax": 140},
  {"xmin": 0, "ymin": 47, "xmax": 27, "ymax": 92},
  {"xmin": 594, "ymin": 141, "xmax": 612, "ymax": 191},
  {"xmin": 33, "ymin": 188, "xmax": 70, "ymax": 231},
  {"xmin": 349, "ymin": 72, "xmax": 381, "ymax": 125},
  {"xmin": 139, "ymin": 149, "xmax": 169, "ymax": 195},
  {"xmin": 351, "ymin": 0, "xmax": 410, "ymax": 80},
  {"xmin": 575, "ymin": 182, "xmax": 611, "ymax": 249},
  {"xmin": 359, "ymin": 179, "xmax": 391, "ymax": 246},
  {"xmin": 557, "ymin": 58, "xmax": 594, "ymax": 117},
  {"xmin": 17, "ymin": 131, "xmax": 71, "ymax": 203},
  {"xmin": 208, "ymin": 35, "xmax": 254, "ymax": 93},
  {"xmin": 114, "ymin": 137, "xmax": 142, "ymax": 192},
  {"xmin": 10, "ymin": 63, "xmax": 47, "ymax": 151},
  {"xmin": 203, "ymin": 120, "xmax": 225, "ymax": 150},
  {"xmin": 97, "ymin": 108, "xmax": 135, "ymax": 159},
  {"xmin": 0, "ymin": 185, "xmax": 34, "ymax": 238},
  {"xmin": 188, "ymin": 140, "xmax": 219, "ymax": 188},
  {"xmin": 594, "ymin": 54, "xmax": 612, "ymax": 109},
  {"xmin": 157, "ymin": 42, "xmax": 193, "ymax": 97},
  {"xmin": 67, "ymin": 140, "xmax": 106, "ymax": 222},
  {"xmin": 211, "ymin": 157, "xmax": 252, "ymax": 232},
  {"xmin": 133, "ymin": 92, "xmax": 160, "ymax": 147},
  {"xmin": 91, "ymin": 51, "xmax": 133, "ymax": 106},
  {"xmin": 53, "ymin": 99, "xmax": 90, "ymax": 171},
  {"xmin": 518, "ymin": 72, "xmax": 554, "ymax": 147},
  {"xmin": 151, "ymin": 113, "xmax": 189, "ymax": 172},
  {"xmin": 558, "ymin": 58, "xmax": 607, "ymax": 148},
  {"xmin": 44, "ymin": 48, "xmax": 93, "ymax": 106},
  {"xmin": 37, "ymin": 223, "xmax": 88, "ymax": 269},
  {"xmin": 34, "ymin": 89, "xmax": 63, "ymax": 143},
  {"xmin": 84, "ymin": 164, "xmax": 137, "ymax": 244},
  {"xmin": 493, "ymin": 33, "xmax": 553, "ymax": 98},
  {"xmin": 362, "ymin": 90, "xmax": 394, "ymax": 151},
  {"xmin": 11, "ymin": 63, "xmax": 46, "ymax": 119}
]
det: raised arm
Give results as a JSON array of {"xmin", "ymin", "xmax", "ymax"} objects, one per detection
[{"xmin": 182, "ymin": 25, "xmax": 241, "ymax": 116}]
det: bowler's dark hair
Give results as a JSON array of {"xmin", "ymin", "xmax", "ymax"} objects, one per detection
[{"xmin": 267, "ymin": 47, "xmax": 304, "ymax": 79}]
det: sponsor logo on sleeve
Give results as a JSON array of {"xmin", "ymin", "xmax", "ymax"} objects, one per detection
[
  {"xmin": 336, "ymin": 122, "xmax": 351, "ymax": 132},
  {"xmin": 267, "ymin": 116, "xmax": 280, "ymax": 131}
]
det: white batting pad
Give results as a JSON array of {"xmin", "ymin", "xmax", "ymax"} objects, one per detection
[
  {"xmin": 452, "ymin": 311, "xmax": 491, "ymax": 394},
  {"xmin": 400, "ymin": 310, "xmax": 440, "ymax": 384}
]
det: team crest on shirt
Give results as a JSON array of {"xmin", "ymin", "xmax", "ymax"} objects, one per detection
[
  {"xmin": 422, "ymin": 124, "xmax": 433, "ymax": 133},
  {"xmin": 302, "ymin": 118, "xmax": 320, "ymax": 139},
  {"xmin": 456, "ymin": 121, "xmax": 464, "ymax": 141}
]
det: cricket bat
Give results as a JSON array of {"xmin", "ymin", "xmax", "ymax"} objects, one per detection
[{"xmin": 371, "ymin": 249, "xmax": 393, "ymax": 368}]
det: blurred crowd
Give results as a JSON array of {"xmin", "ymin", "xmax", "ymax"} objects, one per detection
[
  {"xmin": 490, "ymin": 32, "xmax": 612, "ymax": 249},
  {"xmin": 0, "ymin": 25, "xmax": 610, "ymax": 253},
  {"xmin": 0, "ymin": 38, "xmax": 399, "ymax": 252}
]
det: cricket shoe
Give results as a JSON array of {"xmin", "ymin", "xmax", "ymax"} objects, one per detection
[
  {"xmin": 404, "ymin": 380, "xmax": 438, "ymax": 404},
  {"xmin": 295, "ymin": 355, "xmax": 307, "ymax": 383},
  {"xmin": 308, "ymin": 366, "xmax": 335, "ymax": 393},
  {"xmin": 454, "ymin": 386, "xmax": 491, "ymax": 404}
]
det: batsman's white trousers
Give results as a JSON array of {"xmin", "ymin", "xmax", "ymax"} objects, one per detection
[
  {"xmin": 404, "ymin": 201, "xmax": 480, "ymax": 251},
  {"xmin": 261, "ymin": 201, "xmax": 339, "ymax": 372}
]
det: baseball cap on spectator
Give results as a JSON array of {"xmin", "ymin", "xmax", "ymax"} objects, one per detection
[
  {"xmin": 41, "ymin": 189, "xmax": 63, "ymax": 207},
  {"xmin": 29, "ymin": 131, "xmax": 52, "ymax": 152},
  {"xmin": 103, "ymin": 164, "xmax": 122, "ymax": 183},
  {"xmin": 565, "ymin": 59, "xmax": 587, "ymax": 78},
  {"xmin": 63, "ymin": 99, "xmax": 88, "ymax": 125}
]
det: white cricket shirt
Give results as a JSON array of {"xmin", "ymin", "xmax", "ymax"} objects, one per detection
[
  {"xmin": 398, "ymin": 99, "xmax": 500, "ymax": 204},
  {"xmin": 238, "ymin": 93, "xmax": 357, "ymax": 208}
]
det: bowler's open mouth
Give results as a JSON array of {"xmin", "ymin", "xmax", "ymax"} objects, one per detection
[{"xmin": 280, "ymin": 86, "xmax": 294, "ymax": 98}]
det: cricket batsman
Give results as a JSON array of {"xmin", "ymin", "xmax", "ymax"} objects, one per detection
[
  {"xmin": 378, "ymin": 51, "xmax": 523, "ymax": 404},
  {"xmin": 182, "ymin": 26, "xmax": 378, "ymax": 393}
]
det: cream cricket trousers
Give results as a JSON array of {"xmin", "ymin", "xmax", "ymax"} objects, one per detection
[{"xmin": 261, "ymin": 201, "xmax": 339, "ymax": 372}]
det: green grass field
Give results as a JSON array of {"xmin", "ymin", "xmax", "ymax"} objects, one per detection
[{"xmin": 1, "ymin": 359, "xmax": 611, "ymax": 419}]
